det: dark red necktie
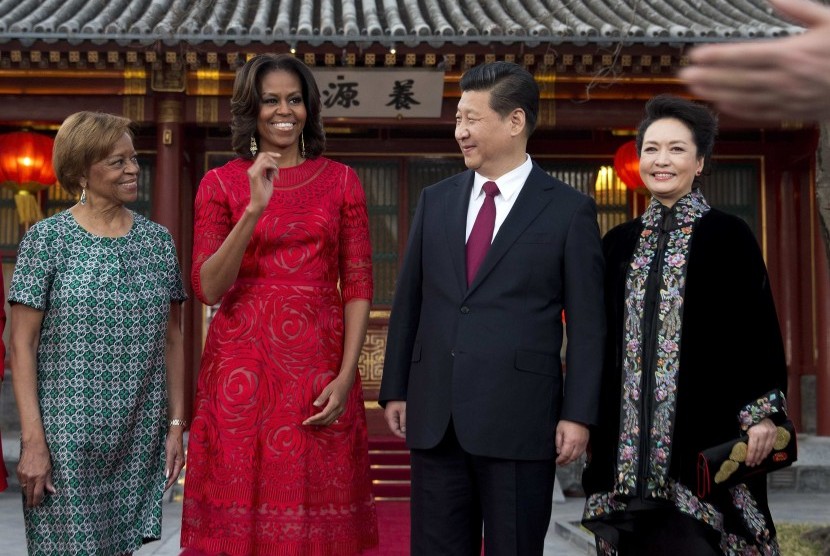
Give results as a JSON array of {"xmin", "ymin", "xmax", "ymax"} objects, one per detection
[{"xmin": 466, "ymin": 181, "xmax": 500, "ymax": 286}]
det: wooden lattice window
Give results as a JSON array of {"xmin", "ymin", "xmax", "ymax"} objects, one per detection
[
  {"xmin": 703, "ymin": 161, "xmax": 760, "ymax": 238},
  {"xmin": 345, "ymin": 159, "xmax": 401, "ymax": 307}
]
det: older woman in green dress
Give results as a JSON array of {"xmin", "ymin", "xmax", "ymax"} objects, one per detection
[{"xmin": 9, "ymin": 111, "xmax": 188, "ymax": 555}]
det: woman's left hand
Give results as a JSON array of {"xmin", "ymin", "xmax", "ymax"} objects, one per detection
[
  {"xmin": 302, "ymin": 373, "xmax": 355, "ymax": 427},
  {"xmin": 745, "ymin": 417, "xmax": 776, "ymax": 467},
  {"xmin": 164, "ymin": 427, "xmax": 186, "ymax": 491}
]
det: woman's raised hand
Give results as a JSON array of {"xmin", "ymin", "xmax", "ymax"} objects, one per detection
[{"xmin": 246, "ymin": 152, "xmax": 281, "ymax": 214}]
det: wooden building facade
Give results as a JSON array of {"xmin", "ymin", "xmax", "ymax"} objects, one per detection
[{"xmin": 0, "ymin": 0, "xmax": 828, "ymax": 435}]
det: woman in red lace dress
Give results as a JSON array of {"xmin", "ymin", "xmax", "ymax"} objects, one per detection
[{"xmin": 181, "ymin": 53, "xmax": 378, "ymax": 556}]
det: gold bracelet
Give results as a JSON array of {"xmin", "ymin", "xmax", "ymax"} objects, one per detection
[{"xmin": 168, "ymin": 418, "xmax": 188, "ymax": 428}]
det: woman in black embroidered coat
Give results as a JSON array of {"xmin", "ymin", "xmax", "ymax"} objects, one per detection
[{"xmin": 582, "ymin": 95, "xmax": 788, "ymax": 555}]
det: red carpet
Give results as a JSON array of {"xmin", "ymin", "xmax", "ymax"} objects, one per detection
[
  {"xmin": 362, "ymin": 500, "xmax": 486, "ymax": 556},
  {"xmin": 364, "ymin": 433, "xmax": 484, "ymax": 555},
  {"xmin": 363, "ymin": 501, "xmax": 411, "ymax": 555}
]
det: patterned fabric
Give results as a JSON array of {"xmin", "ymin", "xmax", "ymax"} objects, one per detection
[
  {"xmin": 587, "ymin": 480, "xmax": 781, "ymax": 555},
  {"xmin": 616, "ymin": 190, "xmax": 710, "ymax": 498},
  {"xmin": 8, "ymin": 210, "xmax": 186, "ymax": 556},
  {"xmin": 181, "ymin": 156, "xmax": 378, "ymax": 556},
  {"xmin": 582, "ymin": 191, "xmax": 784, "ymax": 555},
  {"xmin": 739, "ymin": 391, "xmax": 787, "ymax": 431}
]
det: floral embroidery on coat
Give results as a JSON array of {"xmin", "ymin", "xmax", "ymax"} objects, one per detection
[
  {"xmin": 615, "ymin": 191, "xmax": 709, "ymax": 498},
  {"xmin": 739, "ymin": 390, "xmax": 787, "ymax": 431},
  {"xmin": 585, "ymin": 479, "xmax": 782, "ymax": 555}
]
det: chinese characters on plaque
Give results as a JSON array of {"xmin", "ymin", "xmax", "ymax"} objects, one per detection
[{"xmin": 311, "ymin": 69, "xmax": 445, "ymax": 118}]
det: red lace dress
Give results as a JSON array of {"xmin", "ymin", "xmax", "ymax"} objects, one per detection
[{"xmin": 182, "ymin": 157, "xmax": 378, "ymax": 556}]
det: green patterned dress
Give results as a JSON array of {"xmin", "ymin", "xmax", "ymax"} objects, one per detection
[{"xmin": 9, "ymin": 210, "xmax": 186, "ymax": 556}]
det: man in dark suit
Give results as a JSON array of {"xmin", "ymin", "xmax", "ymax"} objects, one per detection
[{"xmin": 378, "ymin": 61, "xmax": 605, "ymax": 556}]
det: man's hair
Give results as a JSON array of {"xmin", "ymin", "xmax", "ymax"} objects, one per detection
[{"xmin": 459, "ymin": 61, "xmax": 539, "ymax": 138}]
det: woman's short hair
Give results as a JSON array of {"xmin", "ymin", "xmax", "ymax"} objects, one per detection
[
  {"xmin": 635, "ymin": 94, "xmax": 719, "ymax": 173},
  {"xmin": 230, "ymin": 53, "xmax": 325, "ymax": 159},
  {"xmin": 52, "ymin": 112, "xmax": 134, "ymax": 196},
  {"xmin": 459, "ymin": 61, "xmax": 540, "ymax": 138}
]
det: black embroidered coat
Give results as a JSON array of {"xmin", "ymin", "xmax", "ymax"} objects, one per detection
[{"xmin": 583, "ymin": 206, "xmax": 788, "ymax": 551}]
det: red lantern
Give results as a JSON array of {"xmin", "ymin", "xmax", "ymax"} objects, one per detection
[
  {"xmin": 0, "ymin": 131, "xmax": 56, "ymax": 191},
  {"xmin": 613, "ymin": 140, "xmax": 645, "ymax": 190},
  {"xmin": 0, "ymin": 131, "xmax": 56, "ymax": 227}
]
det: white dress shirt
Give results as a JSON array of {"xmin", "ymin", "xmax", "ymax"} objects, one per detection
[{"xmin": 465, "ymin": 154, "xmax": 534, "ymax": 242}]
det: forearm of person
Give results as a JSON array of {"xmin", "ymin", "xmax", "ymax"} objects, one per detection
[
  {"xmin": 198, "ymin": 206, "xmax": 262, "ymax": 305},
  {"xmin": 339, "ymin": 298, "xmax": 370, "ymax": 383},
  {"xmin": 10, "ymin": 305, "xmax": 46, "ymax": 445},
  {"xmin": 164, "ymin": 303, "xmax": 186, "ymax": 422}
]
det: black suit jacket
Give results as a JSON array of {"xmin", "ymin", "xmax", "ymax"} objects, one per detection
[{"xmin": 379, "ymin": 162, "xmax": 606, "ymax": 460}]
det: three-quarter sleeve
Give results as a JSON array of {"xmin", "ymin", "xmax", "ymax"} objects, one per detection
[
  {"xmin": 191, "ymin": 169, "xmax": 232, "ymax": 304},
  {"xmin": 338, "ymin": 166, "xmax": 373, "ymax": 303},
  {"xmin": 8, "ymin": 221, "xmax": 57, "ymax": 310}
]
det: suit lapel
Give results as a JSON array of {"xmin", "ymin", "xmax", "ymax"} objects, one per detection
[
  {"xmin": 445, "ymin": 171, "xmax": 475, "ymax": 296},
  {"xmin": 466, "ymin": 164, "xmax": 557, "ymax": 293}
]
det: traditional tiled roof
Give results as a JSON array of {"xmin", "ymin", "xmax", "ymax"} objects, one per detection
[{"xmin": 0, "ymin": 0, "xmax": 816, "ymax": 47}]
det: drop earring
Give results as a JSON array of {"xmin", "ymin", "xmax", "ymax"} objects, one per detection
[
  {"xmin": 80, "ymin": 187, "xmax": 87, "ymax": 205},
  {"xmin": 250, "ymin": 135, "xmax": 258, "ymax": 157},
  {"xmin": 300, "ymin": 133, "xmax": 306, "ymax": 159}
]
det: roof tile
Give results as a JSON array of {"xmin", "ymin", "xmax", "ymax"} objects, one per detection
[{"xmin": 0, "ymin": 0, "xmax": 818, "ymax": 46}]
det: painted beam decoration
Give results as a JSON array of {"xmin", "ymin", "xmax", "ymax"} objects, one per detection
[{"xmin": 312, "ymin": 69, "xmax": 445, "ymax": 118}]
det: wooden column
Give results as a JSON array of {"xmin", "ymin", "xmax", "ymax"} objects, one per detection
[
  {"xmin": 816, "ymin": 191, "xmax": 830, "ymax": 436},
  {"xmin": 775, "ymin": 170, "xmax": 803, "ymax": 430},
  {"xmin": 815, "ymin": 125, "xmax": 830, "ymax": 436},
  {"xmin": 152, "ymin": 95, "xmax": 192, "ymax": 419},
  {"xmin": 153, "ymin": 97, "xmax": 183, "ymax": 251}
]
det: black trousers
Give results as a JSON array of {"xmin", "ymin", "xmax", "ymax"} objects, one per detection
[{"xmin": 409, "ymin": 422, "xmax": 556, "ymax": 556}]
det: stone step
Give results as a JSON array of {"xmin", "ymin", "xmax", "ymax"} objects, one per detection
[
  {"xmin": 552, "ymin": 519, "xmax": 596, "ymax": 555},
  {"xmin": 767, "ymin": 434, "xmax": 830, "ymax": 492}
]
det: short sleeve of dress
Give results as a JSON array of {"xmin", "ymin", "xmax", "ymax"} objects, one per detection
[
  {"xmin": 162, "ymin": 229, "xmax": 188, "ymax": 303},
  {"xmin": 339, "ymin": 166, "xmax": 373, "ymax": 303},
  {"xmin": 8, "ymin": 220, "xmax": 57, "ymax": 311},
  {"xmin": 192, "ymin": 169, "xmax": 232, "ymax": 304}
]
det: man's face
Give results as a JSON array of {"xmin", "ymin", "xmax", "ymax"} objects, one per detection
[{"xmin": 454, "ymin": 90, "xmax": 517, "ymax": 180}]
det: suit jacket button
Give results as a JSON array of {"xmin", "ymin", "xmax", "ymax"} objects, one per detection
[
  {"xmin": 451, "ymin": 349, "xmax": 456, "ymax": 357},
  {"xmin": 460, "ymin": 306, "xmax": 470, "ymax": 314}
]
